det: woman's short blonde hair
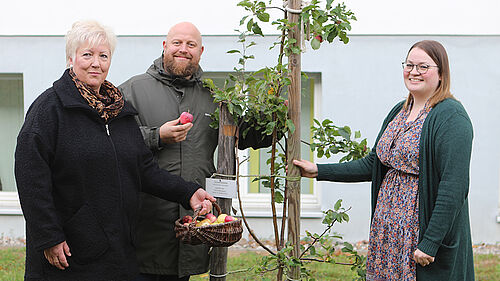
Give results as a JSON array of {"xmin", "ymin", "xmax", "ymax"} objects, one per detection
[{"xmin": 65, "ymin": 20, "xmax": 117, "ymax": 67}]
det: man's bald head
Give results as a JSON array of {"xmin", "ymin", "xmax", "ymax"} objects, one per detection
[
  {"xmin": 166, "ymin": 22, "xmax": 203, "ymax": 46},
  {"xmin": 162, "ymin": 22, "xmax": 204, "ymax": 78}
]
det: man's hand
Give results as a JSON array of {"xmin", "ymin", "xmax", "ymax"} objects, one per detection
[
  {"xmin": 190, "ymin": 189, "xmax": 216, "ymax": 215},
  {"xmin": 414, "ymin": 249, "xmax": 435, "ymax": 267},
  {"xmin": 292, "ymin": 159, "xmax": 319, "ymax": 178},
  {"xmin": 44, "ymin": 241, "xmax": 71, "ymax": 270},
  {"xmin": 159, "ymin": 117, "xmax": 193, "ymax": 144}
]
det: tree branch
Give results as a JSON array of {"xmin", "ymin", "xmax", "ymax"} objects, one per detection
[
  {"xmin": 235, "ymin": 134, "xmax": 276, "ymax": 256},
  {"xmin": 300, "ymin": 257, "xmax": 356, "ymax": 266}
]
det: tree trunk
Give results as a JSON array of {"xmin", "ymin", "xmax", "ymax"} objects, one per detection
[
  {"xmin": 210, "ymin": 103, "xmax": 236, "ymax": 281},
  {"xmin": 286, "ymin": 0, "xmax": 302, "ymax": 279}
]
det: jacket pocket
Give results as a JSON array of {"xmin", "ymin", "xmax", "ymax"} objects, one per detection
[
  {"xmin": 63, "ymin": 203, "xmax": 109, "ymax": 264},
  {"xmin": 431, "ymin": 240, "xmax": 459, "ymax": 274}
]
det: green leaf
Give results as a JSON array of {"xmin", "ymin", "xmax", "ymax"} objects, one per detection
[
  {"xmin": 334, "ymin": 199, "xmax": 342, "ymax": 211},
  {"xmin": 265, "ymin": 121, "xmax": 276, "ymax": 134},
  {"xmin": 237, "ymin": 1, "xmax": 252, "ymax": 8},
  {"xmin": 338, "ymin": 128, "xmax": 350, "ymax": 140},
  {"xmin": 227, "ymin": 102, "xmax": 234, "ymax": 114},
  {"xmin": 247, "ymin": 18, "xmax": 254, "ymax": 32},
  {"xmin": 310, "ymin": 246, "xmax": 317, "ymax": 256},
  {"xmin": 203, "ymin": 78, "xmax": 215, "ymax": 90},
  {"xmin": 239, "ymin": 15, "xmax": 249, "ymax": 26},
  {"xmin": 343, "ymin": 125, "xmax": 352, "ymax": 135},
  {"xmin": 227, "ymin": 49, "xmax": 241, "ymax": 54},
  {"xmin": 286, "ymin": 119, "xmax": 295, "ymax": 134},
  {"xmin": 274, "ymin": 191, "xmax": 284, "ymax": 203},
  {"xmin": 317, "ymin": 149, "xmax": 324, "ymax": 158},
  {"xmin": 354, "ymin": 130, "xmax": 361, "ymax": 138},
  {"xmin": 234, "ymin": 104, "xmax": 244, "ymax": 116},
  {"xmin": 292, "ymin": 46, "xmax": 301, "ymax": 54},
  {"xmin": 252, "ymin": 23, "xmax": 263, "ymax": 36},
  {"xmin": 257, "ymin": 12, "xmax": 270, "ymax": 22},
  {"xmin": 343, "ymin": 242, "xmax": 354, "ymax": 251},
  {"xmin": 342, "ymin": 212, "xmax": 350, "ymax": 222},
  {"xmin": 339, "ymin": 31, "xmax": 349, "ymax": 44},
  {"xmin": 322, "ymin": 119, "xmax": 333, "ymax": 126}
]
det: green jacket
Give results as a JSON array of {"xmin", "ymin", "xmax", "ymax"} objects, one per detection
[
  {"xmin": 119, "ymin": 57, "xmax": 270, "ymax": 277},
  {"xmin": 317, "ymin": 98, "xmax": 474, "ymax": 281}
]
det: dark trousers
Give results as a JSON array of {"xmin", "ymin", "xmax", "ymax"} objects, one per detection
[{"xmin": 132, "ymin": 273, "xmax": 190, "ymax": 281}]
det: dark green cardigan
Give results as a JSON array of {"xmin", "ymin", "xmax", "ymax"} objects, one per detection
[{"xmin": 317, "ymin": 98, "xmax": 474, "ymax": 281}]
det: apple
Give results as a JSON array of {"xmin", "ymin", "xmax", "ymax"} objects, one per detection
[
  {"xmin": 179, "ymin": 111, "xmax": 193, "ymax": 124},
  {"xmin": 206, "ymin": 213, "xmax": 217, "ymax": 223},
  {"xmin": 181, "ymin": 215, "xmax": 193, "ymax": 224},
  {"xmin": 283, "ymin": 100, "xmax": 289, "ymax": 107},
  {"xmin": 216, "ymin": 214, "xmax": 227, "ymax": 224},
  {"xmin": 314, "ymin": 35, "xmax": 323, "ymax": 43},
  {"xmin": 224, "ymin": 215, "xmax": 236, "ymax": 223},
  {"xmin": 195, "ymin": 218, "xmax": 211, "ymax": 227}
]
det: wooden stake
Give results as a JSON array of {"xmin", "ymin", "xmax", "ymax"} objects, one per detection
[
  {"xmin": 287, "ymin": 0, "xmax": 302, "ymax": 279},
  {"xmin": 209, "ymin": 103, "xmax": 236, "ymax": 281}
]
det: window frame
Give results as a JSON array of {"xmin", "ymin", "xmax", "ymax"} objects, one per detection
[
  {"xmin": 0, "ymin": 73, "xmax": 24, "ymax": 215},
  {"xmin": 203, "ymin": 71, "xmax": 323, "ymax": 218}
]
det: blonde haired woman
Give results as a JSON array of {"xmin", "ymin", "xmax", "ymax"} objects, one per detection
[{"xmin": 15, "ymin": 20, "xmax": 215, "ymax": 281}]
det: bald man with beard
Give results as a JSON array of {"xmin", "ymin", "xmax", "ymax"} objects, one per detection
[{"xmin": 120, "ymin": 22, "xmax": 271, "ymax": 281}]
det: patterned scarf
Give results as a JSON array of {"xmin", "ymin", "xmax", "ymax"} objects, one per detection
[{"xmin": 69, "ymin": 68, "xmax": 124, "ymax": 122}]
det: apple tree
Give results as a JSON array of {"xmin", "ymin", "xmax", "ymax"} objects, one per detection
[{"xmin": 204, "ymin": 1, "xmax": 368, "ymax": 280}]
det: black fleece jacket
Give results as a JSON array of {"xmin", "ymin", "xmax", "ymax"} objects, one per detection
[{"xmin": 15, "ymin": 69, "xmax": 200, "ymax": 281}]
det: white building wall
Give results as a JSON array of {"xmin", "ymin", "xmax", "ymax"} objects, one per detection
[
  {"xmin": 1, "ymin": 0, "xmax": 499, "ymax": 35},
  {"xmin": 1, "ymin": 0, "xmax": 499, "ymax": 244},
  {"xmin": 1, "ymin": 33, "xmax": 499, "ymax": 243}
]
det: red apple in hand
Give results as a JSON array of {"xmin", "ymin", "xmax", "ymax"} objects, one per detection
[
  {"xmin": 206, "ymin": 213, "xmax": 217, "ymax": 223},
  {"xmin": 179, "ymin": 112, "xmax": 193, "ymax": 124}
]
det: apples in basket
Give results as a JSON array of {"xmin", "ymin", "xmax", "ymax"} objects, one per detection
[{"xmin": 174, "ymin": 202, "xmax": 243, "ymax": 247}]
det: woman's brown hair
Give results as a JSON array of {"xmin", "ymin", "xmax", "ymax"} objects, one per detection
[{"xmin": 403, "ymin": 40, "xmax": 455, "ymax": 109}]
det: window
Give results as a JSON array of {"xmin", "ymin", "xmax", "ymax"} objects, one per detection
[
  {"xmin": 0, "ymin": 74, "xmax": 24, "ymax": 192},
  {"xmin": 204, "ymin": 72, "xmax": 322, "ymax": 217},
  {"xmin": 248, "ymin": 75, "xmax": 315, "ymax": 195}
]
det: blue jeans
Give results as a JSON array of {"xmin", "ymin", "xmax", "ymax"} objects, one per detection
[{"xmin": 132, "ymin": 273, "xmax": 190, "ymax": 281}]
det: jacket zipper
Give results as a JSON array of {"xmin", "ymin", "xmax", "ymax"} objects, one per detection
[{"xmin": 104, "ymin": 123, "xmax": 125, "ymax": 237}]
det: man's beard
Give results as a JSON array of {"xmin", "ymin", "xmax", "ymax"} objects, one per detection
[{"xmin": 163, "ymin": 55, "xmax": 199, "ymax": 78}]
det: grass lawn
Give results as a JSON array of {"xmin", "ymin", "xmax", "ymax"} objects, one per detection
[
  {"xmin": 0, "ymin": 247, "xmax": 25, "ymax": 281},
  {"xmin": 1, "ymin": 247, "xmax": 498, "ymax": 280}
]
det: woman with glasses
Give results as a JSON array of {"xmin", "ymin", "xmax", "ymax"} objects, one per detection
[{"xmin": 293, "ymin": 40, "xmax": 474, "ymax": 281}]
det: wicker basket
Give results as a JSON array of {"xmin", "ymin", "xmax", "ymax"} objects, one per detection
[{"xmin": 174, "ymin": 202, "xmax": 243, "ymax": 247}]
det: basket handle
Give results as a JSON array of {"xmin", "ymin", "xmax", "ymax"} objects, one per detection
[{"xmin": 192, "ymin": 201, "xmax": 222, "ymax": 222}]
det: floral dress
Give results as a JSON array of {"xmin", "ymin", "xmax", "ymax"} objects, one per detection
[{"xmin": 366, "ymin": 103, "xmax": 431, "ymax": 281}]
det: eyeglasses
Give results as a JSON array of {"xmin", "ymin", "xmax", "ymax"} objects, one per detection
[{"xmin": 402, "ymin": 62, "xmax": 438, "ymax": 74}]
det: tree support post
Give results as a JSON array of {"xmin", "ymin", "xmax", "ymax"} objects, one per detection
[
  {"xmin": 287, "ymin": 0, "xmax": 302, "ymax": 279},
  {"xmin": 209, "ymin": 103, "xmax": 236, "ymax": 281}
]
